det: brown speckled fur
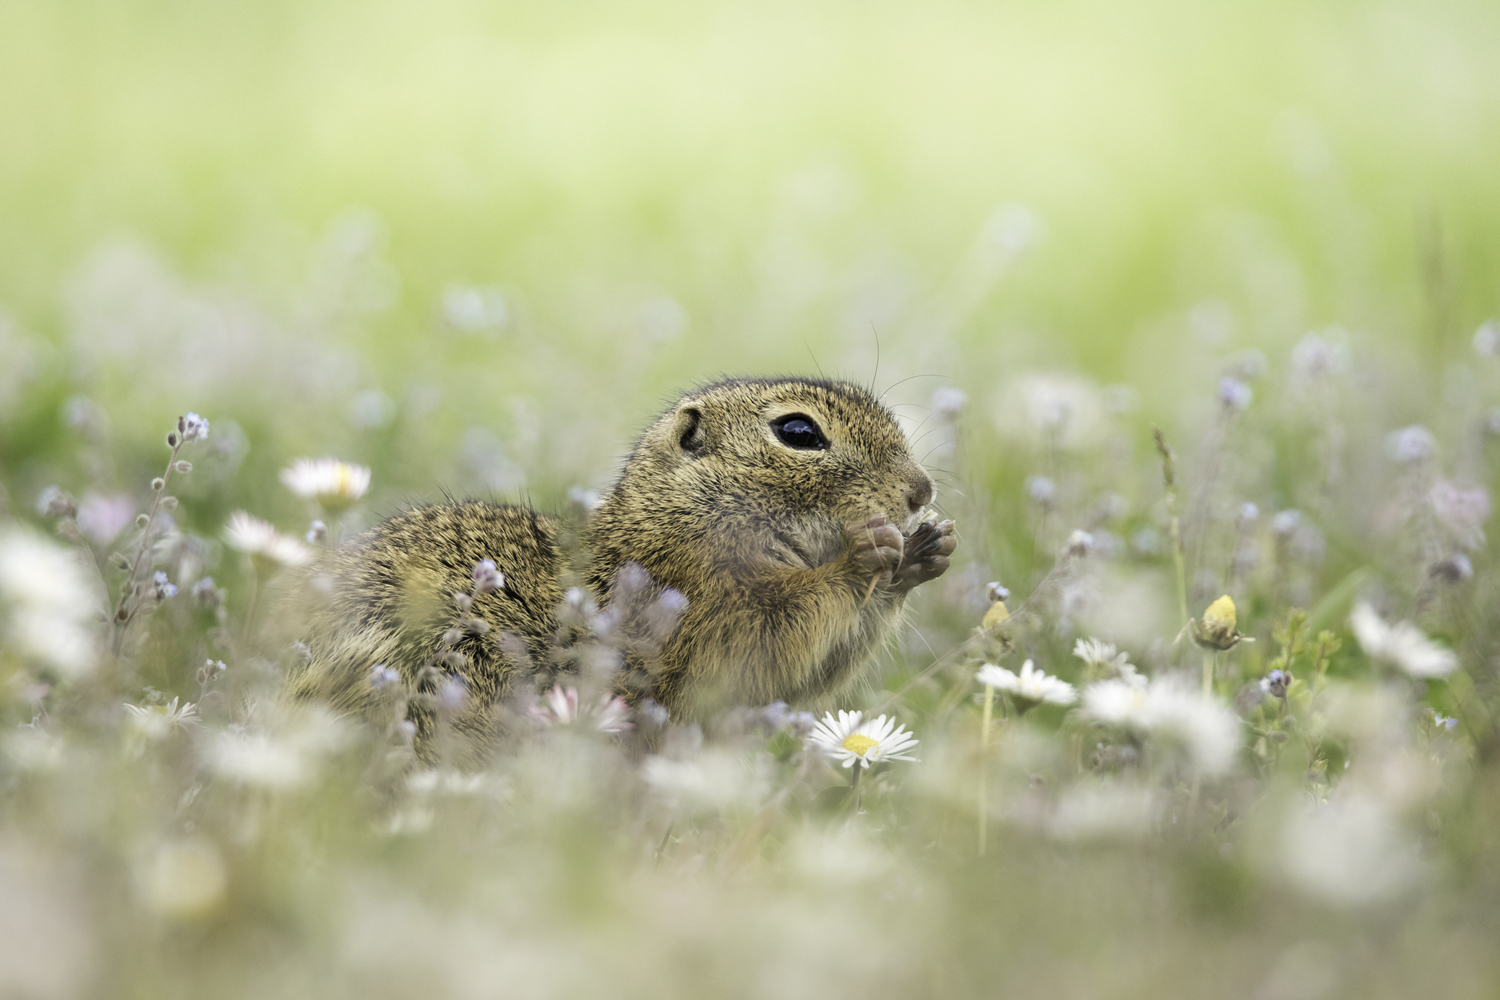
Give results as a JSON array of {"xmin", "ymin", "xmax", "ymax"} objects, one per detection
[{"xmin": 291, "ymin": 376, "xmax": 957, "ymax": 751}]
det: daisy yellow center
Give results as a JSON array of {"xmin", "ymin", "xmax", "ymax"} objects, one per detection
[
  {"xmin": 842, "ymin": 734, "xmax": 878, "ymax": 756},
  {"xmin": 333, "ymin": 466, "xmax": 352, "ymax": 497}
]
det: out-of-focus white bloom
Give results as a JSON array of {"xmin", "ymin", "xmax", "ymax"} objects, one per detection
[
  {"xmin": 808, "ymin": 710, "xmax": 919, "ymax": 768},
  {"xmin": 567, "ymin": 486, "xmax": 602, "ymax": 511},
  {"xmin": 1063, "ymin": 529, "xmax": 1095, "ymax": 556},
  {"xmin": 642, "ymin": 750, "xmax": 771, "ymax": 811},
  {"xmin": 1217, "ymin": 377, "xmax": 1253, "ymax": 411},
  {"xmin": 1082, "ymin": 678, "xmax": 1151, "ymax": 729},
  {"xmin": 368, "ymin": 664, "xmax": 401, "ymax": 690},
  {"xmin": 930, "ymin": 386, "xmax": 967, "ymax": 419},
  {"xmin": 1046, "ymin": 783, "xmax": 1161, "ymax": 841},
  {"xmin": 279, "ymin": 458, "xmax": 371, "ymax": 512},
  {"xmin": 1024, "ymin": 474, "xmax": 1055, "ymax": 505},
  {"xmin": 1271, "ymin": 509, "xmax": 1302, "ymax": 536},
  {"xmin": 1349, "ymin": 601, "xmax": 1457, "ymax": 678},
  {"xmin": 140, "ymin": 836, "xmax": 227, "ymax": 920},
  {"xmin": 224, "ymin": 512, "xmax": 315, "ymax": 568},
  {"xmin": 1073, "ymin": 637, "xmax": 1132, "ymax": 675},
  {"xmin": 1280, "ymin": 794, "xmax": 1422, "ymax": 907},
  {"xmin": 75, "ymin": 493, "xmax": 136, "ymax": 546},
  {"xmin": 441, "ymin": 284, "xmax": 509, "ymax": 333},
  {"xmin": 3, "ymin": 726, "xmax": 66, "ymax": 772},
  {"xmin": 976, "ymin": 660, "xmax": 1076, "ymax": 707},
  {"xmin": 1386, "ymin": 425, "xmax": 1436, "ymax": 464},
  {"xmin": 210, "ymin": 730, "xmax": 308, "ymax": 789},
  {"xmin": 124, "ymin": 698, "xmax": 198, "ymax": 742},
  {"xmin": 1291, "ymin": 329, "xmax": 1348, "ymax": 379},
  {"xmin": 1429, "ymin": 480, "xmax": 1491, "ymax": 551},
  {"xmin": 0, "ymin": 524, "xmax": 99, "ymax": 677},
  {"xmin": 1082, "ymin": 676, "xmax": 1242, "ymax": 775},
  {"xmin": 208, "ymin": 709, "xmax": 349, "ymax": 790},
  {"xmin": 1000, "ymin": 373, "xmax": 1104, "ymax": 451},
  {"xmin": 1473, "ymin": 319, "xmax": 1500, "ymax": 357},
  {"xmin": 529, "ymin": 686, "xmax": 633, "ymax": 732}
]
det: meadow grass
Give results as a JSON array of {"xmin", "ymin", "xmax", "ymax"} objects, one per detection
[{"xmin": 3, "ymin": 1, "xmax": 1500, "ymax": 996}]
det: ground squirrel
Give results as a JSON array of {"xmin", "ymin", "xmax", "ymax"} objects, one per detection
[{"xmin": 292, "ymin": 376, "xmax": 957, "ymax": 750}]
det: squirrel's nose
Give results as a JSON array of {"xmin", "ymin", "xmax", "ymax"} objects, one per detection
[{"xmin": 906, "ymin": 476, "xmax": 934, "ymax": 514}]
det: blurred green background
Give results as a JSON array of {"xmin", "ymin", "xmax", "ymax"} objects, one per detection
[{"xmin": 3, "ymin": 0, "xmax": 1499, "ymax": 569}]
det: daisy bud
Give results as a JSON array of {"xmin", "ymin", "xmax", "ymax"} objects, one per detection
[{"xmin": 1190, "ymin": 594, "xmax": 1251, "ymax": 651}]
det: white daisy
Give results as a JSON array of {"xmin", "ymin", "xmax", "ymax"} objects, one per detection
[
  {"xmin": 1349, "ymin": 601, "xmax": 1458, "ymax": 679},
  {"xmin": 224, "ymin": 512, "xmax": 315, "ymax": 569},
  {"xmin": 975, "ymin": 659, "xmax": 1076, "ymax": 707},
  {"xmin": 278, "ymin": 457, "xmax": 372, "ymax": 513},
  {"xmin": 1073, "ymin": 637, "xmax": 1132, "ymax": 674},
  {"xmin": 124, "ymin": 697, "xmax": 199, "ymax": 741},
  {"xmin": 0, "ymin": 524, "xmax": 100, "ymax": 678},
  {"xmin": 808, "ymin": 710, "xmax": 920, "ymax": 769},
  {"xmin": 529, "ymin": 686, "xmax": 634, "ymax": 733}
]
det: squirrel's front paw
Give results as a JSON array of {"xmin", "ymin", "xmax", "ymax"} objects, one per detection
[
  {"xmin": 845, "ymin": 516, "xmax": 903, "ymax": 582},
  {"xmin": 890, "ymin": 519, "xmax": 957, "ymax": 592}
]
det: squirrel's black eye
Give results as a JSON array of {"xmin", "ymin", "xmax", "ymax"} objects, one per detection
[{"xmin": 771, "ymin": 413, "xmax": 829, "ymax": 451}]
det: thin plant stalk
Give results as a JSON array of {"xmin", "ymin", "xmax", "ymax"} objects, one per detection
[
  {"xmin": 1154, "ymin": 427, "xmax": 1189, "ymax": 631},
  {"xmin": 979, "ymin": 682, "xmax": 994, "ymax": 856},
  {"xmin": 110, "ymin": 435, "xmax": 184, "ymax": 656}
]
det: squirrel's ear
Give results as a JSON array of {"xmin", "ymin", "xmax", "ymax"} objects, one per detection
[{"xmin": 674, "ymin": 406, "xmax": 707, "ymax": 456}]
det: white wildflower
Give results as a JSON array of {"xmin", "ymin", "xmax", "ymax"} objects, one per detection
[
  {"xmin": 808, "ymin": 710, "xmax": 919, "ymax": 769},
  {"xmin": 207, "ymin": 709, "xmax": 349, "ymax": 790},
  {"xmin": 278, "ymin": 457, "xmax": 372, "ymax": 513},
  {"xmin": 1083, "ymin": 675, "xmax": 1242, "ymax": 775},
  {"xmin": 529, "ymin": 686, "xmax": 633, "ymax": 732},
  {"xmin": 1349, "ymin": 601, "xmax": 1457, "ymax": 678},
  {"xmin": 976, "ymin": 659, "xmax": 1076, "ymax": 707},
  {"xmin": 1386, "ymin": 425, "xmax": 1436, "ymax": 464},
  {"xmin": 0, "ymin": 524, "xmax": 99, "ymax": 677},
  {"xmin": 1073, "ymin": 637, "xmax": 1133, "ymax": 675},
  {"xmin": 1280, "ymin": 794, "xmax": 1422, "ymax": 907},
  {"xmin": 224, "ymin": 511, "xmax": 315, "ymax": 569},
  {"xmin": 124, "ymin": 697, "xmax": 199, "ymax": 742}
]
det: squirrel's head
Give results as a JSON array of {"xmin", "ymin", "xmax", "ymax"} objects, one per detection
[{"xmin": 626, "ymin": 376, "xmax": 936, "ymax": 532}]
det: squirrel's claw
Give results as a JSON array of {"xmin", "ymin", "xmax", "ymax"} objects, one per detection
[
  {"xmin": 890, "ymin": 519, "xmax": 957, "ymax": 593},
  {"xmin": 845, "ymin": 516, "xmax": 904, "ymax": 582}
]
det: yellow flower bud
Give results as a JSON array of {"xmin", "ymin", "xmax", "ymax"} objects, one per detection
[
  {"xmin": 1190, "ymin": 594, "xmax": 1250, "ymax": 651},
  {"xmin": 981, "ymin": 600, "xmax": 1010, "ymax": 632}
]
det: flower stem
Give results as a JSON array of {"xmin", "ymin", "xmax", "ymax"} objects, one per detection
[
  {"xmin": 850, "ymin": 759, "xmax": 864, "ymax": 815},
  {"xmin": 1154, "ymin": 427, "xmax": 1189, "ymax": 632},
  {"xmin": 1202, "ymin": 653, "xmax": 1215, "ymax": 697},
  {"xmin": 979, "ymin": 683, "xmax": 994, "ymax": 856},
  {"xmin": 111, "ymin": 437, "xmax": 183, "ymax": 657}
]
